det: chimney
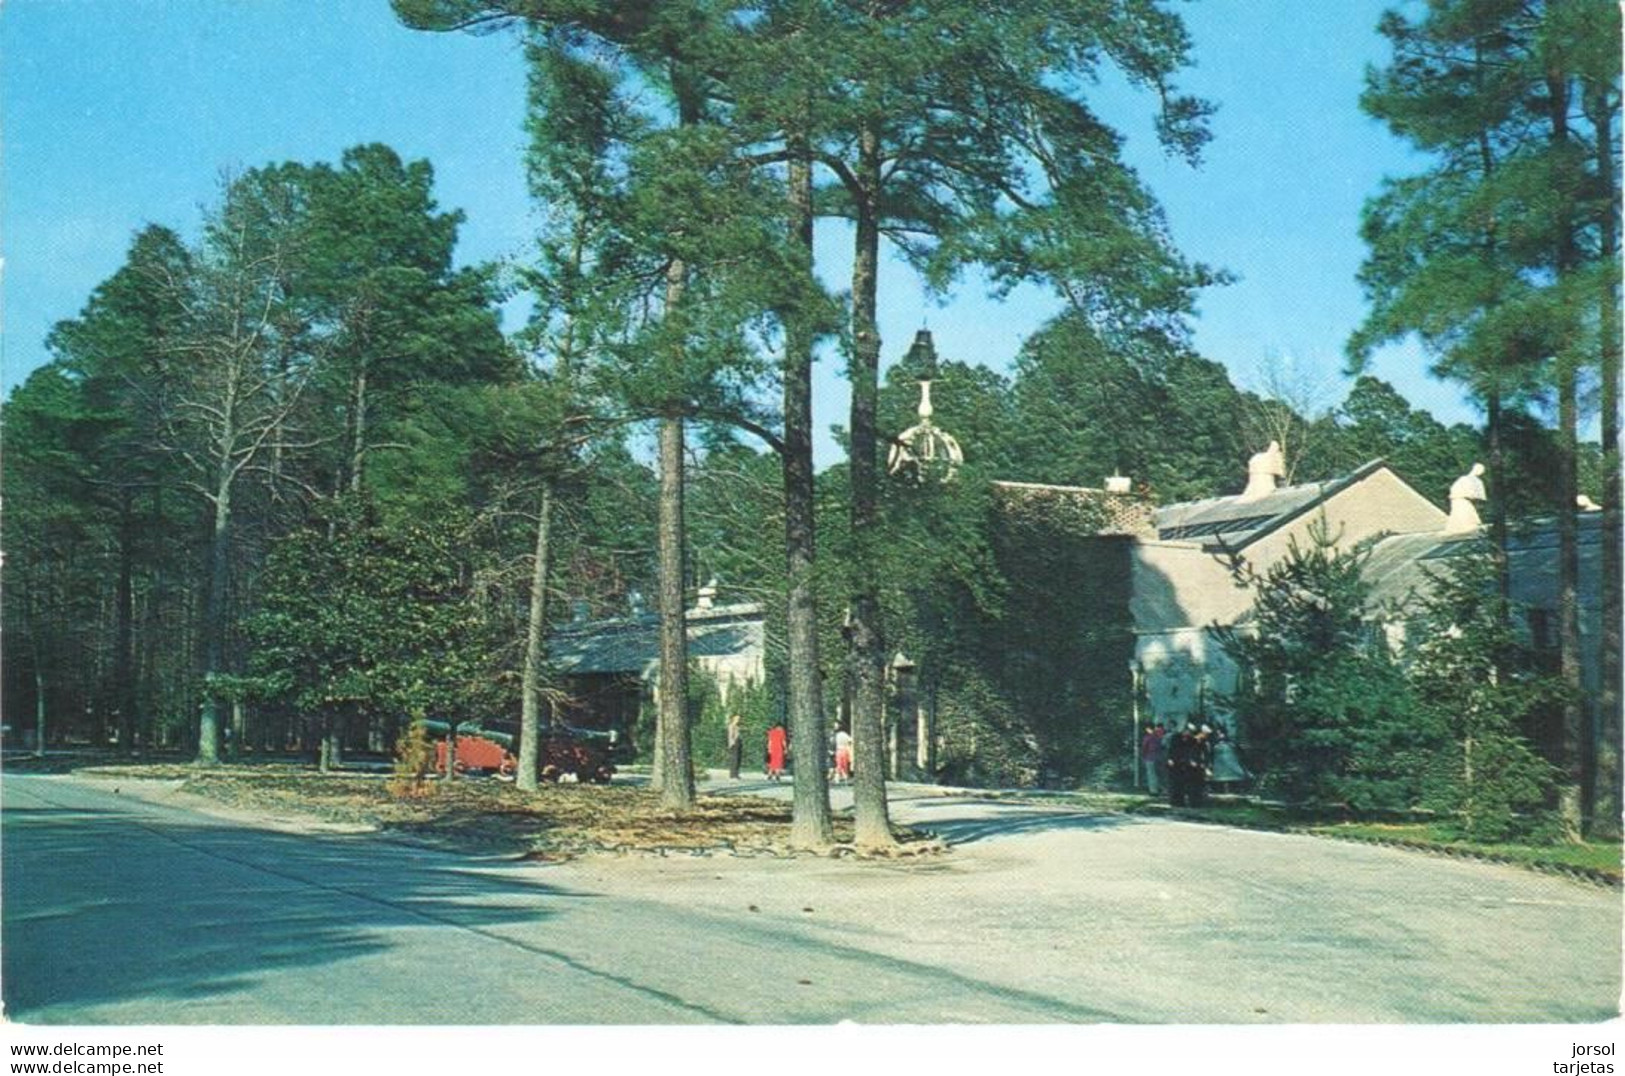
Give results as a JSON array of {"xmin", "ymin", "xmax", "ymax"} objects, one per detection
[
  {"xmin": 570, "ymin": 599, "xmax": 591, "ymax": 624},
  {"xmin": 1443, "ymin": 463, "xmax": 1486, "ymax": 534},
  {"xmin": 1104, "ymin": 473, "xmax": 1133, "ymax": 494},
  {"xmin": 695, "ymin": 579, "xmax": 717, "ymax": 611},
  {"xmin": 1238, "ymin": 441, "xmax": 1285, "ymax": 502}
]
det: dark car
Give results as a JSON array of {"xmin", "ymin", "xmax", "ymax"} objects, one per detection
[{"xmin": 422, "ymin": 718, "xmax": 618, "ymax": 784}]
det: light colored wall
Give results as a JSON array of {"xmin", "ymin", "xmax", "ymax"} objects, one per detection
[
  {"xmin": 1131, "ymin": 540, "xmax": 1252, "ymax": 632},
  {"xmin": 1132, "ymin": 467, "xmax": 1445, "ymax": 737},
  {"xmin": 1242, "ymin": 468, "xmax": 1445, "ymax": 570},
  {"xmin": 1136, "ymin": 627, "xmax": 1241, "ymax": 725},
  {"xmin": 701, "ymin": 651, "xmax": 765, "ymax": 694},
  {"xmin": 1130, "ymin": 544, "xmax": 1247, "ymax": 727}
]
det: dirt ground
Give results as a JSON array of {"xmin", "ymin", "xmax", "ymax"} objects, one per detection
[{"xmin": 6, "ymin": 753, "xmax": 939, "ymax": 860}]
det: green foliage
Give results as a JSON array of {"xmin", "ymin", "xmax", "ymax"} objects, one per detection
[
  {"xmin": 246, "ymin": 502, "xmax": 516, "ymax": 736},
  {"xmin": 1325, "ymin": 376, "xmax": 1480, "ymax": 503},
  {"xmin": 1219, "ymin": 523, "xmax": 1427, "ymax": 808},
  {"xmin": 1409, "ymin": 557, "xmax": 1562, "ymax": 841},
  {"xmin": 931, "ymin": 666, "xmax": 1043, "ymax": 789},
  {"xmin": 1003, "ymin": 313, "xmax": 1278, "ymax": 502}
]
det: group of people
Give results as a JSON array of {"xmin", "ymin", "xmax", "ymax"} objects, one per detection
[
  {"xmin": 1139, "ymin": 720, "xmax": 1249, "ymax": 808},
  {"xmin": 723, "ymin": 714, "xmax": 852, "ymax": 783}
]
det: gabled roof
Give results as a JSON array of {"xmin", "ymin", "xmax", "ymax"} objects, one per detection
[
  {"xmin": 1152, "ymin": 459, "xmax": 1391, "ymax": 551},
  {"xmin": 549, "ymin": 602, "xmax": 763, "ymax": 677}
]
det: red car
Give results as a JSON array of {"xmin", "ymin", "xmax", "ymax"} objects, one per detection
[{"xmin": 426, "ymin": 719, "xmax": 616, "ymax": 784}]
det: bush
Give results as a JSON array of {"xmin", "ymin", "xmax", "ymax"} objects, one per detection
[{"xmin": 388, "ymin": 720, "xmax": 437, "ymax": 799}]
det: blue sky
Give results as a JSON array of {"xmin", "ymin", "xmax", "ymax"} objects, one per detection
[{"xmin": 2, "ymin": 0, "xmax": 1472, "ymax": 469}]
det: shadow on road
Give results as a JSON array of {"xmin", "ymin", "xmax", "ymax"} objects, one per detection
[
  {"xmin": 1, "ymin": 792, "xmax": 586, "ymax": 1022},
  {"xmin": 906, "ymin": 801, "xmax": 1146, "ymax": 846}
]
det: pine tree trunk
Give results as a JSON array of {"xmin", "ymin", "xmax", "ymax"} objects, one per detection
[
  {"xmin": 115, "ymin": 492, "xmax": 137, "ymax": 752},
  {"xmin": 195, "ymin": 478, "xmax": 230, "ymax": 766},
  {"xmin": 1548, "ymin": 72, "xmax": 1584, "ymax": 838},
  {"xmin": 230, "ymin": 698, "xmax": 245, "ymax": 762},
  {"xmin": 1588, "ymin": 83, "xmax": 1621, "ymax": 839},
  {"xmin": 651, "ymin": 78, "xmax": 700, "ymax": 810},
  {"xmin": 30, "ymin": 593, "xmax": 47, "ymax": 756},
  {"xmin": 656, "ymin": 412, "xmax": 695, "ymax": 809},
  {"xmin": 1558, "ymin": 362, "xmax": 1583, "ymax": 836},
  {"xmin": 349, "ymin": 365, "xmax": 368, "ymax": 494},
  {"xmin": 1595, "ymin": 313, "xmax": 1623, "ymax": 842},
  {"xmin": 518, "ymin": 480, "xmax": 555, "ymax": 792},
  {"xmin": 784, "ymin": 146, "xmax": 834, "ymax": 850},
  {"xmin": 847, "ymin": 121, "xmax": 895, "ymax": 851}
]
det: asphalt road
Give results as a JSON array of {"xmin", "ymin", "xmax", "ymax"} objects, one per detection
[{"xmin": 3, "ymin": 773, "xmax": 1619, "ymax": 1024}]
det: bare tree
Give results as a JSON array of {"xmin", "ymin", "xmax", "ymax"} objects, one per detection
[{"xmin": 150, "ymin": 176, "xmax": 322, "ymax": 765}]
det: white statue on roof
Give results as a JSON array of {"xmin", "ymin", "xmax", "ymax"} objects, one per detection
[
  {"xmin": 1444, "ymin": 462, "xmax": 1487, "ymax": 534},
  {"xmin": 1238, "ymin": 440, "xmax": 1286, "ymax": 502}
]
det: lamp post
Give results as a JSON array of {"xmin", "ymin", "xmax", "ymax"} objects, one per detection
[
  {"xmin": 887, "ymin": 651, "xmax": 916, "ymax": 779},
  {"xmin": 885, "ymin": 368, "xmax": 961, "ymax": 783},
  {"xmin": 888, "ymin": 380, "xmax": 963, "ymax": 484}
]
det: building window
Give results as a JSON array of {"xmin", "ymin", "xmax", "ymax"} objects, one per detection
[{"xmin": 1526, "ymin": 608, "xmax": 1556, "ymax": 651}]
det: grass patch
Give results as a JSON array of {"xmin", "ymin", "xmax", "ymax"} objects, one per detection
[
  {"xmin": 1304, "ymin": 821, "xmax": 1622, "ymax": 878},
  {"xmin": 1111, "ymin": 793, "xmax": 1621, "ymax": 882}
]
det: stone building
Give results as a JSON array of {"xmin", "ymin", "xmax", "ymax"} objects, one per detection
[
  {"xmin": 546, "ymin": 435, "xmax": 1606, "ymax": 785},
  {"xmin": 1130, "ymin": 456, "xmax": 1445, "ymax": 723},
  {"xmin": 1001, "ymin": 447, "xmax": 1608, "ymax": 786},
  {"xmin": 546, "ymin": 582, "xmax": 764, "ymax": 745}
]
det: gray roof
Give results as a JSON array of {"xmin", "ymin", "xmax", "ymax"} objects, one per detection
[
  {"xmin": 1352, "ymin": 512, "xmax": 1605, "ymax": 617},
  {"xmin": 1359, "ymin": 531, "xmax": 1486, "ymax": 612},
  {"xmin": 549, "ymin": 602, "xmax": 764, "ymax": 677},
  {"xmin": 1153, "ymin": 459, "xmax": 1388, "ymax": 550}
]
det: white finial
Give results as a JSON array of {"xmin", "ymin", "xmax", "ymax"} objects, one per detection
[
  {"xmin": 1238, "ymin": 441, "xmax": 1286, "ymax": 501},
  {"xmin": 1444, "ymin": 462, "xmax": 1487, "ymax": 534}
]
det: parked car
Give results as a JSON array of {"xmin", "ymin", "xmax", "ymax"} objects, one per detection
[{"xmin": 422, "ymin": 718, "xmax": 617, "ymax": 784}]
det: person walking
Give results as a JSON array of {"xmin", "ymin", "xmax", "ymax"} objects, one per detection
[
  {"xmin": 726, "ymin": 713, "xmax": 743, "ymax": 780},
  {"xmin": 1140, "ymin": 723, "xmax": 1165, "ymax": 795},
  {"xmin": 765, "ymin": 722, "xmax": 788, "ymax": 782},
  {"xmin": 833, "ymin": 726, "xmax": 853, "ymax": 783}
]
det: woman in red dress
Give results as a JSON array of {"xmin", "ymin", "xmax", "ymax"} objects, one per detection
[{"xmin": 765, "ymin": 722, "xmax": 788, "ymax": 781}]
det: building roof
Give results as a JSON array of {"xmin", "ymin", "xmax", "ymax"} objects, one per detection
[
  {"xmin": 1352, "ymin": 511, "xmax": 1605, "ymax": 617},
  {"xmin": 549, "ymin": 602, "xmax": 764, "ymax": 678},
  {"xmin": 1152, "ymin": 459, "xmax": 1389, "ymax": 550},
  {"xmin": 1358, "ymin": 530, "xmax": 1487, "ymax": 612}
]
